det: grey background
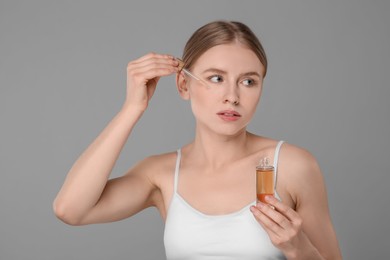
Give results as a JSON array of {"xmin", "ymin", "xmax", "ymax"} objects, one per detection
[{"xmin": 1, "ymin": 0, "xmax": 389, "ymax": 259}]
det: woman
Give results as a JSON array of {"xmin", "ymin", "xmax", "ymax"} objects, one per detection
[{"xmin": 53, "ymin": 21, "xmax": 342, "ymax": 259}]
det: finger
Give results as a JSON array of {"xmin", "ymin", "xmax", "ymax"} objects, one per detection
[
  {"xmin": 146, "ymin": 78, "xmax": 158, "ymax": 98},
  {"xmin": 128, "ymin": 59, "xmax": 179, "ymax": 79},
  {"xmin": 131, "ymin": 52, "xmax": 176, "ymax": 66},
  {"xmin": 128, "ymin": 59, "xmax": 178, "ymax": 82},
  {"xmin": 256, "ymin": 201, "xmax": 292, "ymax": 230},
  {"xmin": 265, "ymin": 195, "xmax": 300, "ymax": 224},
  {"xmin": 132, "ymin": 52, "xmax": 168, "ymax": 63},
  {"xmin": 250, "ymin": 205, "xmax": 283, "ymax": 236},
  {"xmin": 132, "ymin": 59, "xmax": 179, "ymax": 74},
  {"xmin": 131, "ymin": 63, "xmax": 178, "ymax": 81},
  {"xmin": 130, "ymin": 56, "xmax": 179, "ymax": 70}
]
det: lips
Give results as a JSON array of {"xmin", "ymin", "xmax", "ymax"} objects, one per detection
[
  {"xmin": 217, "ymin": 110, "xmax": 241, "ymax": 117},
  {"xmin": 217, "ymin": 110, "xmax": 242, "ymax": 121}
]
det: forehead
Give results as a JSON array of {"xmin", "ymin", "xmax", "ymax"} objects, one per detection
[{"xmin": 193, "ymin": 43, "xmax": 264, "ymax": 74}]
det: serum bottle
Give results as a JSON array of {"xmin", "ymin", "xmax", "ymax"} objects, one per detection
[{"xmin": 256, "ymin": 157, "xmax": 274, "ymax": 203}]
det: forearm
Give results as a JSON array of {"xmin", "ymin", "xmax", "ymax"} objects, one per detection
[
  {"xmin": 53, "ymin": 105, "xmax": 143, "ymax": 223},
  {"xmin": 284, "ymin": 232, "xmax": 334, "ymax": 260},
  {"xmin": 286, "ymin": 245, "xmax": 324, "ymax": 260},
  {"xmin": 288, "ymin": 243, "xmax": 342, "ymax": 260}
]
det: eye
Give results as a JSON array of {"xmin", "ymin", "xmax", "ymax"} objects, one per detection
[
  {"xmin": 208, "ymin": 75, "xmax": 223, "ymax": 83},
  {"xmin": 242, "ymin": 78, "xmax": 257, "ymax": 87}
]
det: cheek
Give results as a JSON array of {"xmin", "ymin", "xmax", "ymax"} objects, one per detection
[
  {"xmin": 189, "ymin": 84, "xmax": 213, "ymax": 104},
  {"xmin": 243, "ymin": 90, "xmax": 261, "ymax": 106},
  {"xmin": 241, "ymin": 91, "xmax": 261, "ymax": 120},
  {"xmin": 189, "ymin": 86, "xmax": 216, "ymax": 117},
  {"xmin": 190, "ymin": 93, "xmax": 205, "ymax": 112}
]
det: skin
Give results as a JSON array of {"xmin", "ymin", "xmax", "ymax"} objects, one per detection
[{"xmin": 53, "ymin": 43, "xmax": 342, "ymax": 259}]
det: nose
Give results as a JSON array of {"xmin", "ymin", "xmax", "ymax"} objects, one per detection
[{"xmin": 222, "ymin": 83, "xmax": 240, "ymax": 105}]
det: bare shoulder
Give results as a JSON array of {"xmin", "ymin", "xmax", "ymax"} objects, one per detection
[
  {"xmin": 246, "ymin": 134, "xmax": 319, "ymax": 170},
  {"xmin": 278, "ymin": 142, "xmax": 325, "ymax": 206},
  {"xmin": 279, "ymin": 142, "xmax": 320, "ymax": 173}
]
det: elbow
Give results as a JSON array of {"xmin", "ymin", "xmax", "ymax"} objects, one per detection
[{"xmin": 52, "ymin": 199, "xmax": 84, "ymax": 226}]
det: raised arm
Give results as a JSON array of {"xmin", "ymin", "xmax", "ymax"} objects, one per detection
[{"xmin": 53, "ymin": 53, "xmax": 179, "ymax": 225}]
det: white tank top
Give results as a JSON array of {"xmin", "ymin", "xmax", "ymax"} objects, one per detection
[{"xmin": 164, "ymin": 141, "xmax": 286, "ymax": 260}]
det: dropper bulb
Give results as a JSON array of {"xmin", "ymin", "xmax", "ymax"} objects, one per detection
[
  {"xmin": 259, "ymin": 157, "xmax": 269, "ymax": 167},
  {"xmin": 265, "ymin": 157, "xmax": 269, "ymax": 167}
]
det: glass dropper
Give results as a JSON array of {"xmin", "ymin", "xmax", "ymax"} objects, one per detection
[{"xmin": 176, "ymin": 58, "xmax": 210, "ymax": 88}]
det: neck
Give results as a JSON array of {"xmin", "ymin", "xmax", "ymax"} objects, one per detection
[{"xmin": 188, "ymin": 124, "xmax": 251, "ymax": 170}]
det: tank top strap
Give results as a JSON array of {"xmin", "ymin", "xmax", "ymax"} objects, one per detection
[
  {"xmin": 273, "ymin": 140, "xmax": 285, "ymax": 189},
  {"xmin": 174, "ymin": 149, "xmax": 182, "ymax": 194}
]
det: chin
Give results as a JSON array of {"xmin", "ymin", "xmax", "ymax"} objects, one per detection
[
  {"xmin": 195, "ymin": 116, "xmax": 250, "ymax": 137},
  {"xmin": 208, "ymin": 124, "xmax": 248, "ymax": 137}
]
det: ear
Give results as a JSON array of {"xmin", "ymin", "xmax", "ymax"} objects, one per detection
[{"xmin": 176, "ymin": 71, "xmax": 190, "ymax": 100}]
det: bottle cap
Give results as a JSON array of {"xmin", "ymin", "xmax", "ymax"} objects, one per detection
[{"xmin": 256, "ymin": 156, "xmax": 273, "ymax": 170}]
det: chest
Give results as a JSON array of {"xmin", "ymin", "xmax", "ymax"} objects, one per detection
[
  {"xmin": 177, "ymin": 165, "xmax": 256, "ymax": 215},
  {"xmin": 164, "ymin": 195, "xmax": 286, "ymax": 260},
  {"xmin": 156, "ymin": 153, "xmax": 295, "ymax": 220}
]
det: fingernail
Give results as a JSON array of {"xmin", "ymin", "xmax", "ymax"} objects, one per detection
[{"xmin": 265, "ymin": 195, "xmax": 273, "ymax": 202}]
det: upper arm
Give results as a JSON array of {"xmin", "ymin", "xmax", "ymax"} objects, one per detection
[
  {"xmin": 286, "ymin": 148, "xmax": 342, "ymax": 259},
  {"xmin": 78, "ymin": 157, "xmax": 159, "ymax": 225}
]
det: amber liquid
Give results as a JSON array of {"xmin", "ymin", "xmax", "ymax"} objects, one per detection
[
  {"xmin": 256, "ymin": 166, "xmax": 274, "ymax": 203},
  {"xmin": 257, "ymin": 193, "xmax": 274, "ymax": 203}
]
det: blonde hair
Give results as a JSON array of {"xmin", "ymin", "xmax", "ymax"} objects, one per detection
[{"xmin": 182, "ymin": 20, "xmax": 268, "ymax": 77}]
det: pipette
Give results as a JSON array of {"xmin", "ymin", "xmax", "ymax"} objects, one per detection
[{"xmin": 176, "ymin": 58, "xmax": 210, "ymax": 88}]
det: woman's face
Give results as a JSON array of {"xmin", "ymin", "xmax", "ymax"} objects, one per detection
[{"xmin": 180, "ymin": 43, "xmax": 265, "ymax": 136}]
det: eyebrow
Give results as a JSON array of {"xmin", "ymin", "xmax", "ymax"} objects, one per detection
[{"xmin": 201, "ymin": 68, "xmax": 262, "ymax": 78}]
